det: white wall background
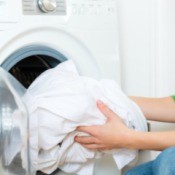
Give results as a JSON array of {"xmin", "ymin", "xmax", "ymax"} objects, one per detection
[
  {"xmin": 117, "ymin": 0, "xmax": 175, "ymax": 140},
  {"xmin": 155, "ymin": 0, "xmax": 175, "ymax": 97},
  {"xmin": 117, "ymin": 0, "xmax": 175, "ymax": 97}
]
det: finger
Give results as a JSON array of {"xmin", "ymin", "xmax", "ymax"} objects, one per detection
[
  {"xmin": 98, "ymin": 147, "xmax": 109, "ymax": 151},
  {"xmin": 82, "ymin": 144, "xmax": 104, "ymax": 150},
  {"xmin": 97, "ymin": 100, "xmax": 125, "ymax": 123},
  {"xmin": 97, "ymin": 100, "xmax": 119, "ymax": 120},
  {"xmin": 76, "ymin": 126, "xmax": 99, "ymax": 136},
  {"xmin": 75, "ymin": 136, "xmax": 99, "ymax": 144}
]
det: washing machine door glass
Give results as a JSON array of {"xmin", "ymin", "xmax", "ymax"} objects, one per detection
[{"xmin": 0, "ymin": 67, "xmax": 35, "ymax": 175}]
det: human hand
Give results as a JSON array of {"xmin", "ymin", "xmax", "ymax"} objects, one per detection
[{"xmin": 75, "ymin": 100, "xmax": 134, "ymax": 151}]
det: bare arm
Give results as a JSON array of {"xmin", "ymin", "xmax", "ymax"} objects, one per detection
[
  {"xmin": 130, "ymin": 96, "xmax": 175, "ymax": 122},
  {"xmin": 129, "ymin": 130, "xmax": 175, "ymax": 151},
  {"xmin": 75, "ymin": 100, "xmax": 175, "ymax": 151}
]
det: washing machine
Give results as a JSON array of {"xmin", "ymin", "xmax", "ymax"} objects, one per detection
[{"xmin": 0, "ymin": 0, "xmax": 120, "ymax": 175}]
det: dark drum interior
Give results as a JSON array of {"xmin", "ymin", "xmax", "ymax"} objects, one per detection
[{"xmin": 9, "ymin": 55, "xmax": 60, "ymax": 88}]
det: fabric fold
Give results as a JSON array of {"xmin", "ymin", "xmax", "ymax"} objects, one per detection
[{"xmin": 22, "ymin": 60, "xmax": 147, "ymax": 175}]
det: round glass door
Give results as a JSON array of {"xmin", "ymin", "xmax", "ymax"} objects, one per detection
[{"xmin": 0, "ymin": 67, "xmax": 35, "ymax": 175}]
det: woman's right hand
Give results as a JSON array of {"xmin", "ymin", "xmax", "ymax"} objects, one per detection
[{"xmin": 75, "ymin": 100, "xmax": 135, "ymax": 151}]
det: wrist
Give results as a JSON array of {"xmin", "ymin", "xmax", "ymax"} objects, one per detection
[
  {"xmin": 119, "ymin": 129, "xmax": 137, "ymax": 149},
  {"xmin": 126, "ymin": 130, "xmax": 153, "ymax": 150},
  {"xmin": 123, "ymin": 130, "xmax": 144, "ymax": 150}
]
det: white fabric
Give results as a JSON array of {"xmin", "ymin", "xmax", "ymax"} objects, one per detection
[{"xmin": 22, "ymin": 60, "xmax": 147, "ymax": 175}]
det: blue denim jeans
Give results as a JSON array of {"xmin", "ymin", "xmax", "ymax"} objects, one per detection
[{"xmin": 123, "ymin": 147, "xmax": 175, "ymax": 175}]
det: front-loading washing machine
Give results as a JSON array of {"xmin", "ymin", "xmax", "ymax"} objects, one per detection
[{"xmin": 0, "ymin": 0, "xmax": 121, "ymax": 175}]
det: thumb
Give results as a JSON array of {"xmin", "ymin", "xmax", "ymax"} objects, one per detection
[{"xmin": 97, "ymin": 100, "xmax": 124, "ymax": 123}]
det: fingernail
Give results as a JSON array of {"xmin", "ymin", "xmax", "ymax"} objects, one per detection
[
  {"xmin": 97, "ymin": 100, "xmax": 104, "ymax": 105},
  {"xmin": 76, "ymin": 127, "xmax": 80, "ymax": 131}
]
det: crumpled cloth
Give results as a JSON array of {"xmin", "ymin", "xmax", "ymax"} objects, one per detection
[{"xmin": 22, "ymin": 60, "xmax": 147, "ymax": 175}]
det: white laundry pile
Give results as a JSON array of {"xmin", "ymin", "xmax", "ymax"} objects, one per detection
[{"xmin": 22, "ymin": 60, "xmax": 147, "ymax": 175}]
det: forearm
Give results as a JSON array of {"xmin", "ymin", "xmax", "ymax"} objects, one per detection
[
  {"xmin": 130, "ymin": 96, "xmax": 175, "ymax": 122},
  {"xmin": 76, "ymin": 100, "xmax": 175, "ymax": 151},
  {"xmin": 126, "ymin": 130, "xmax": 175, "ymax": 151}
]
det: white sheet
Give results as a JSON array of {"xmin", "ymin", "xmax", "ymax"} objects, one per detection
[{"xmin": 22, "ymin": 60, "xmax": 147, "ymax": 175}]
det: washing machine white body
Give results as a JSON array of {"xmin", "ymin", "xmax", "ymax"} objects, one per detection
[
  {"xmin": 0, "ymin": 0, "xmax": 121, "ymax": 175},
  {"xmin": 0, "ymin": 0, "xmax": 120, "ymax": 81}
]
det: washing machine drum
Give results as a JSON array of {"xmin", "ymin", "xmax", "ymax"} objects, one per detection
[
  {"xmin": 2, "ymin": 46, "xmax": 66, "ymax": 88},
  {"xmin": 9, "ymin": 55, "xmax": 61, "ymax": 88}
]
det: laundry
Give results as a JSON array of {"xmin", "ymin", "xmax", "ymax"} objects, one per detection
[{"xmin": 22, "ymin": 60, "xmax": 148, "ymax": 175}]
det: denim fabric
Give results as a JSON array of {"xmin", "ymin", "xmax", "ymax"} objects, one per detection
[{"xmin": 123, "ymin": 147, "xmax": 175, "ymax": 175}]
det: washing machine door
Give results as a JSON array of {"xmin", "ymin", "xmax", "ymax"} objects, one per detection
[{"xmin": 0, "ymin": 67, "xmax": 35, "ymax": 175}]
